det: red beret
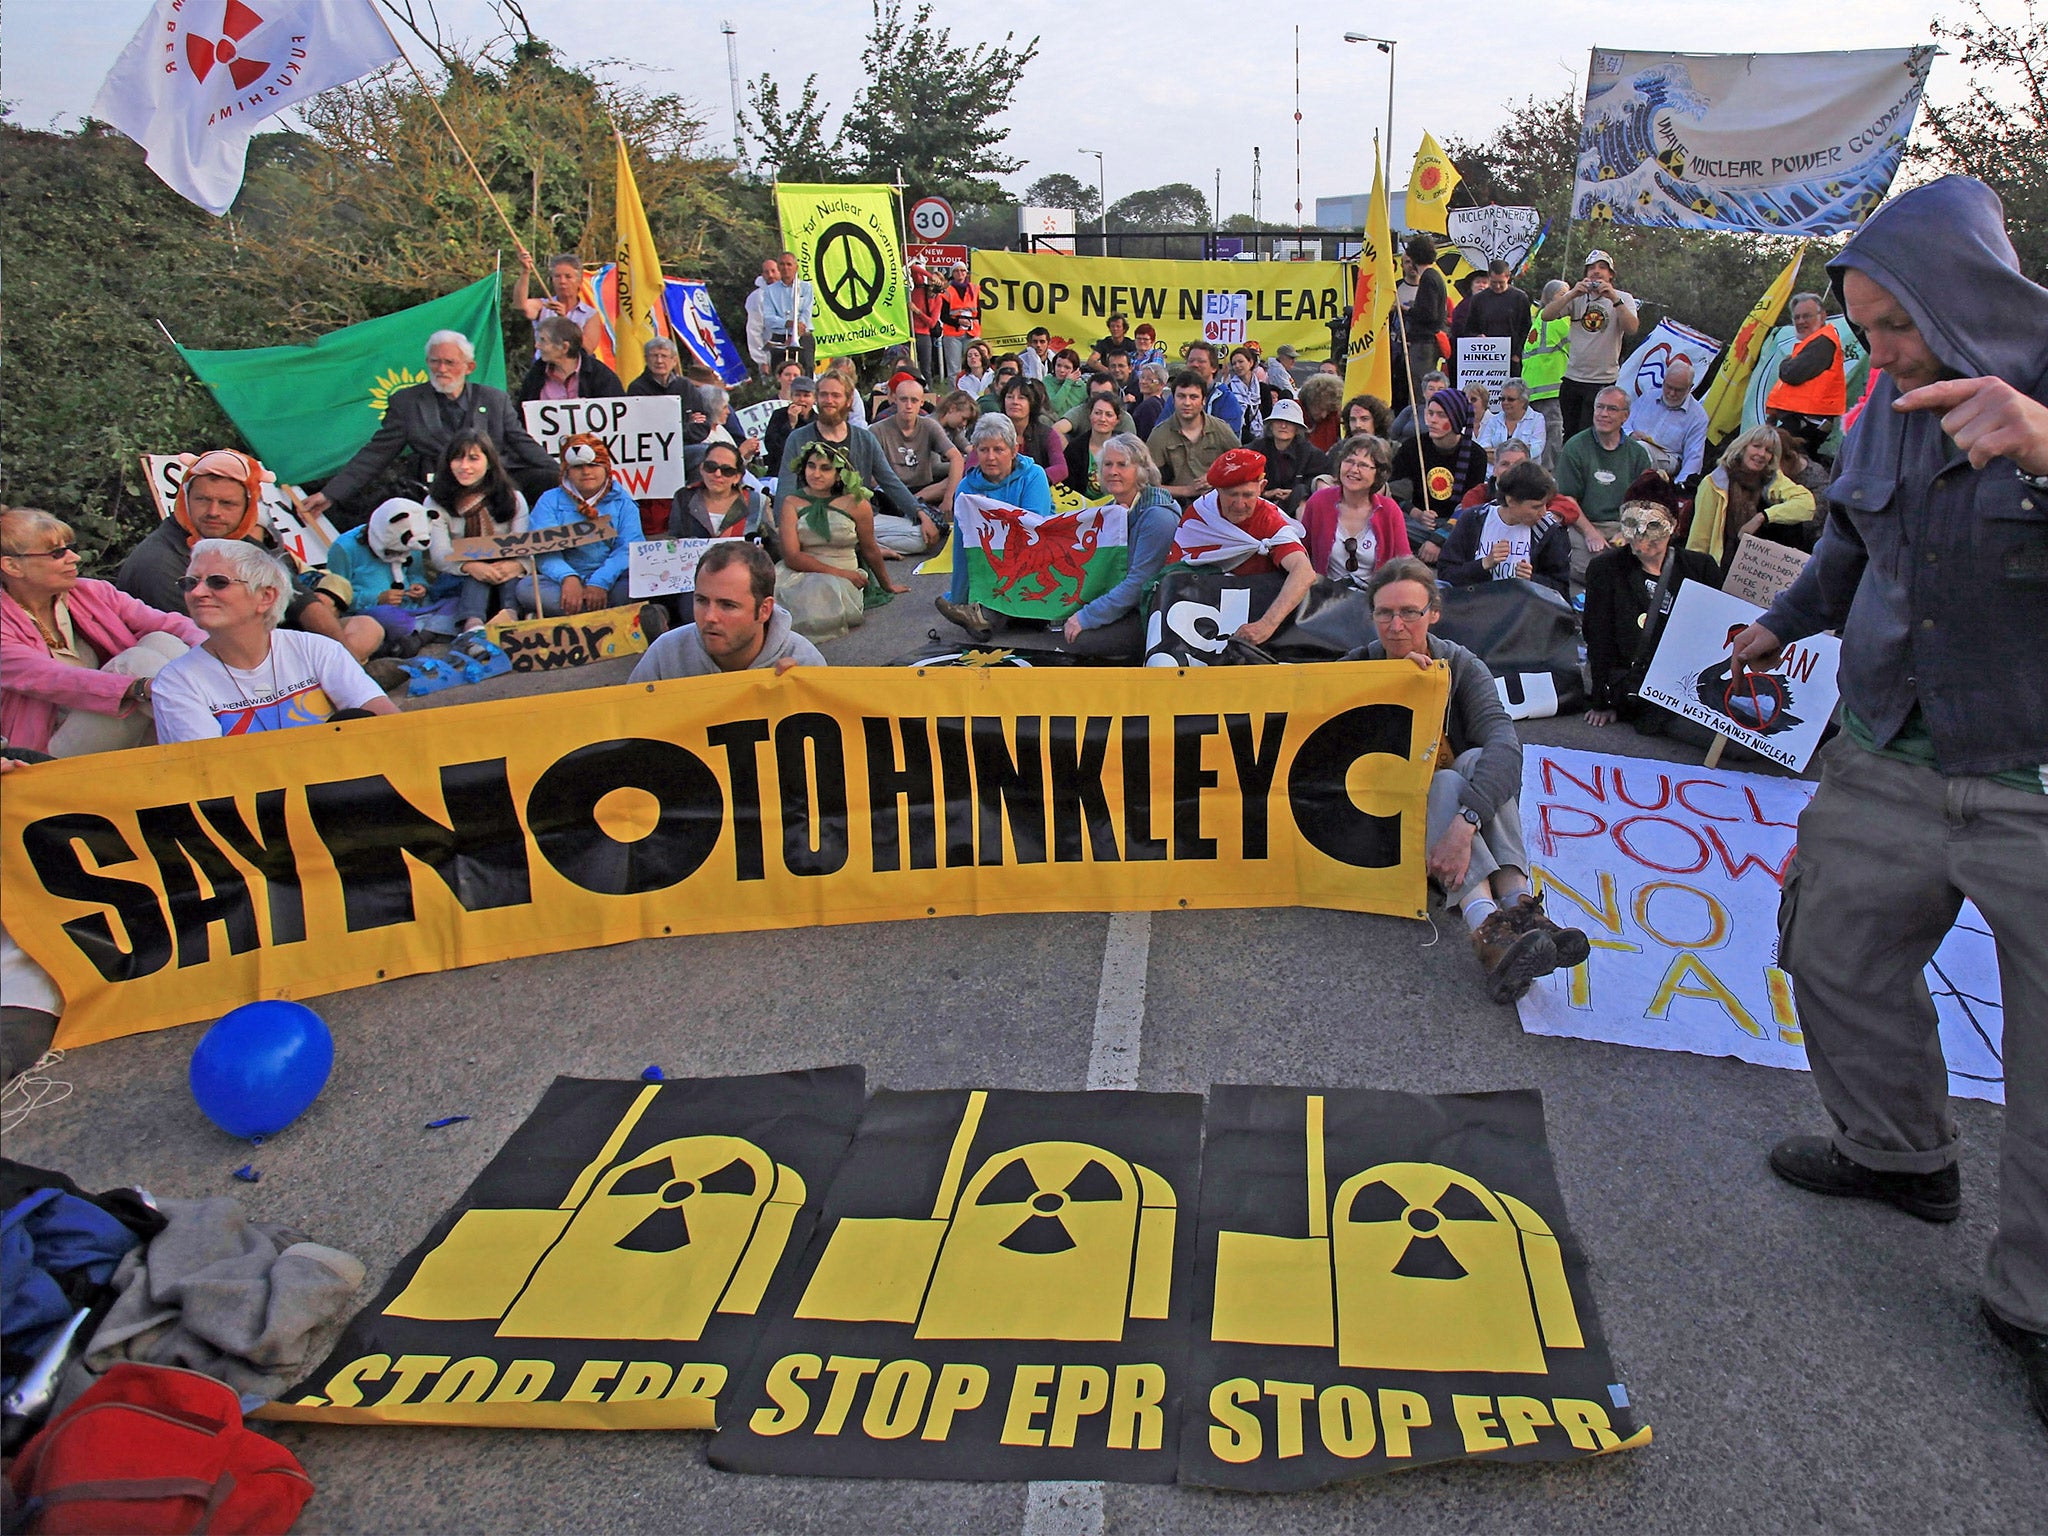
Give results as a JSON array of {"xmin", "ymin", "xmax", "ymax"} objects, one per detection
[
  {"xmin": 1206, "ymin": 447, "xmax": 1268, "ymax": 489},
  {"xmin": 887, "ymin": 370, "xmax": 920, "ymax": 391}
]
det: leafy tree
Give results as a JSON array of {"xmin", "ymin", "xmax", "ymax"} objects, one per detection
[
  {"xmin": 1920, "ymin": 0, "xmax": 2047, "ymax": 273},
  {"xmin": 1107, "ymin": 183, "xmax": 1211, "ymax": 230},
  {"xmin": 742, "ymin": 1, "xmax": 1039, "ymax": 206},
  {"xmin": 1022, "ymin": 173, "xmax": 1100, "ymax": 222}
]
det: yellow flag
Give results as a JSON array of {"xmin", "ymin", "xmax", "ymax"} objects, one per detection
[
  {"xmin": 612, "ymin": 131, "xmax": 668, "ymax": 386},
  {"xmin": 1343, "ymin": 143, "xmax": 1399, "ymax": 404},
  {"xmin": 1701, "ymin": 243, "xmax": 1807, "ymax": 441},
  {"xmin": 1407, "ymin": 132, "xmax": 1460, "ymax": 234}
]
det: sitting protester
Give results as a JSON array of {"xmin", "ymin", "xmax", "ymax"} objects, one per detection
[
  {"xmin": 117, "ymin": 449, "xmax": 385, "ymax": 665},
  {"xmin": 1132, "ymin": 362, "xmax": 1173, "ymax": 440},
  {"xmin": 1000, "ymin": 375, "xmax": 1068, "ymax": 482},
  {"xmin": 1555, "ymin": 385, "xmax": 1655, "ymax": 535},
  {"xmin": 518, "ymin": 314, "xmax": 625, "ymax": 403},
  {"xmin": 1170, "ymin": 447, "xmax": 1316, "ymax": 648},
  {"xmin": 517, "ymin": 435, "xmax": 644, "ymax": 616},
  {"xmin": 151, "ymin": 539, "xmax": 397, "ymax": 742},
  {"xmin": 1392, "ymin": 387, "xmax": 1490, "ymax": 561},
  {"xmin": 763, "ymin": 375, "xmax": 817, "ymax": 471},
  {"xmin": 1054, "ymin": 434, "xmax": 1182, "ymax": 660},
  {"xmin": 1456, "ymin": 438, "xmax": 1601, "ymax": 552},
  {"xmin": 1, "ymin": 507, "xmax": 204, "ymax": 755},
  {"xmin": 1254, "ymin": 398, "xmax": 1331, "ymax": 515},
  {"xmin": 428, "ymin": 430, "xmax": 528, "ymax": 630},
  {"xmin": 1065, "ymin": 394, "xmax": 1126, "ymax": 497},
  {"xmin": 626, "ymin": 335, "xmax": 712, "ymax": 445},
  {"xmin": 1044, "ymin": 348, "xmax": 1087, "ymax": 419},
  {"xmin": 934, "ymin": 414, "xmax": 1054, "ymax": 640},
  {"xmin": 674, "ymin": 441, "xmax": 764, "ymax": 541},
  {"xmin": 1689, "ymin": 423, "xmax": 1817, "ymax": 575},
  {"xmin": 1475, "ymin": 378, "xmax": 1546, "ymax": 466},
  {"xmin": 1299, "ymin": 372, "xmax": 1346, "ymax": 452},
  {"xmin": 629, "ymin": 540, "xmax": 823, "ymax": 678},
  {"xmin": 1060, "ymin": 373, "xmax": 1136, "ymax": 441},
  {"xmin": 1343, "ymin": 393, "xmax": 1393, "ymax": 440},
  {"xmin": 777, "ymin": 440, "xmax": 903, "ymax": 642},
  {"xmin": 324, "ymin": 499, "xmax": 454, "ymax": 652},
  {"xmin": 1437, "ymin": 459, "xmax": 1573, "ymax": 595},
  {"xmin": 1390, "ymin": 370, "xmax": 1450, "ymax": 444},
  {"xmin": 1297, "ymin": 433, "xmax": 1410, "ymax": 588},
  {"xmin": 1583, "ymin": 500, "xmax": 1723, "ymax": 730},
  {"xmin": 1340, "ymin": 557, "xmax": 1588, "ymax": 1002},
  {"xmin": 871, "ymin": 374, "xmax": 954, "ymax": 552},
  {"xmin": 933, "ymin": 389, "xmax": 978, "ymax": 456}
]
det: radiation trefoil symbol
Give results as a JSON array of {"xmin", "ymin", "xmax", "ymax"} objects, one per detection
[
  {"xmin": 381, "ymin": 1086, "xmax": 806, "ymax": 1342},
  {"xmin": 186, "ymin": 0, "xmax": 270, "ymax": 90},
  {"xmin": 795, "ymin": 1091, "xmax": 1177, "ymax": 1341},
  {"xmin": 1210, "ymin": 1096, "xmax": 1584, "ymax": 1374}
]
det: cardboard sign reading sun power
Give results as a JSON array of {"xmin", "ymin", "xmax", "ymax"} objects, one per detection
[
  {"xmin": 265, "ymin": 1069, "xmax": 865, "ymax": 1430},
  {"xmin": 1180, "ymin": 1087, "xmax": 1648, "ymax": 1491},
  {"xmin": 711, "ymin": 1088, "xmax": 1203, "ymax": 1483}
]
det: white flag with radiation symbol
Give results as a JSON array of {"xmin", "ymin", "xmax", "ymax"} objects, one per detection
[{"xmin": 90, "ymin": 0, "xmax": 401, "ymax": 216}]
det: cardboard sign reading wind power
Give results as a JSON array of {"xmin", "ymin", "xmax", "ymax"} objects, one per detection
[
  {"xmin": 266, "ymin": 1068, "xmax": 866, "ymax": 1429},
  {"xmin": 1181, "ymin": 1086, "xmax": 1648, "ymax": 1490},
  {"xmin": 712, "ymin": 1088, "xmax": 1204, "ymax": 1482}
]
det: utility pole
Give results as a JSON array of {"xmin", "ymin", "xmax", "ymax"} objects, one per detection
[
  {"xmin": 721, "ymin": 21, "xmax": 748, "ymax": 174},
  {"xmin": 1252, "ymin": 146, "xmax": 1262, "ymax": 229},
  {"xmin": 1293, "ymin": 26, "xmax": 1303, "ymax": 227}
]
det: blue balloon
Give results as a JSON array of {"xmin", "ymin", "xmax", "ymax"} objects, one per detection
[{"xmin": 189, "ymin": 1001, "xmax": 334, "ymax": 1139}]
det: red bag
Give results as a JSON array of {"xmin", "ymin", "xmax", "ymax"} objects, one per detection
[{"xmin": 5, "ymin": 1363, "xmax": 313, "ymax": 1534}]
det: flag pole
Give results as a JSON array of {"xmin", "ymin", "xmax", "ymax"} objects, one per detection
[{"xmin": 371, "ymin": 1, "xmax": 533, "ymax": 267}]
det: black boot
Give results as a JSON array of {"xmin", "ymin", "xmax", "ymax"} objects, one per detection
[
  {"xmin": 1767, "ymin": 1136, "xmax": 1960, "ymax": 1222},
  {"xmin": 1981, "ymin": 1301, "xmax": 2048, "ymax": 1430}
]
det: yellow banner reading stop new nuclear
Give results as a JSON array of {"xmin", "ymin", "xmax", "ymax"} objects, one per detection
[
  {"xmin": 1, "ymin": 663, "xmax": 1447, "ymax": 1046},
  {"xmin": 972, "ymin": 252, "xmax": 1351, "ymax": 358}
]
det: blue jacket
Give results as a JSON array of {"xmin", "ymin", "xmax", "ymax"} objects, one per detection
[
  {"xmin": 958, "ymin": 457, "xmax": 1054, "ymax": 515},
  {"xmin": 1074, "ymin": 486, "xmax": 1181, "ymax": 628},
  {"xmin": 529, "ymin": 481, "xmax": 643, "ymax": 595},
  {"xmin": 324, "ymin": 526, "xmax": 434, "ymax": 615},
  {"xmin": 1760, "ymin": 176, "xmax": 2048, "ymax": 777}
]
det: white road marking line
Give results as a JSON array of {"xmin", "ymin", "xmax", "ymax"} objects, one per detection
[{"xmin": 1022, "ymin": 911, "xmax": 1152, "ymax": 1536}]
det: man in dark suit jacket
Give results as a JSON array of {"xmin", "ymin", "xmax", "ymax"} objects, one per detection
[{"xmin": 302, "ymin": 330, "xmax": 556, "ymax": 518}]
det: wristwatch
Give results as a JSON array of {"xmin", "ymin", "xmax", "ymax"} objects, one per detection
[
  {"xmin": 1459, "ymin": 807, "xmax": 1482, "ymax": 829},
  {"xmin": 2018, "ymin": 467, "xmax": 2048, "ymax": 495}
]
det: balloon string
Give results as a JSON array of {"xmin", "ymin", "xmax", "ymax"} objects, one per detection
[{"xmin": 3, "ymin": 1050, "xmax": 72, "ymax": 1134}]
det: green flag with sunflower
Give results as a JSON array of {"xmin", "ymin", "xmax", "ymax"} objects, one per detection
[{"xmin": 173, "ymin": 275, "xmax": 507, "ymax": 485}]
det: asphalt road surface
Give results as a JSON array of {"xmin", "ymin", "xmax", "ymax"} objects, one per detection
[{"xmin": 12, "ymin": 564, "xmax": 2041, "ymax": 1533}]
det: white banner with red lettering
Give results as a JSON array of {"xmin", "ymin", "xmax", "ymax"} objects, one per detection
[{"xmin": 1515, "ymin": 746, "xmax": 2004, "ymax": 1103}]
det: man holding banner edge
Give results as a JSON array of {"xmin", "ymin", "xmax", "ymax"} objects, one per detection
[{"xmin": 1727, "ymin": 177, "xmax": 2048, "ymax": 1428}]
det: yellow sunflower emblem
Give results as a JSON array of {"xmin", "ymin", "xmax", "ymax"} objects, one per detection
[{"xmin": 368, "ymin": 366, "xmax": 429, "ymax": 417}]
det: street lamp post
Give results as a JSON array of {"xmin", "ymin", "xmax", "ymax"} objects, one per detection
[
  {"xmin": 1342, "ymin": 34, "xmax": 1398, "ymax": 191},
  {"xmin": 1079, "ymin": 148, "xmax": 1106, "ymax": 255}
]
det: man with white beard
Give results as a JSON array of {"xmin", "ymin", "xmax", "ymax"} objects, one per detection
[{"xmin": 303, "ymin": 330, "xmax": 556, "ymax": 518}]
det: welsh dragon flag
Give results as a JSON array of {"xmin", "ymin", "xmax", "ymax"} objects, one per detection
[{"xmin": 956, "ymin": 490, "xmax": 1129, "ymax": 620}]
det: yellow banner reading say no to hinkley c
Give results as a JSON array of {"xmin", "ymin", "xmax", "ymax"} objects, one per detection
[{"xmin": 1, "ymin": 663, "xmax": 1448, "ymax": 1046}]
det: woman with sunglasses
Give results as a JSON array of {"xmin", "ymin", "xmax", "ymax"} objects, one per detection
[
  {"xmin": 1297, "ymin": 434, "xmax": 1411, "ymax": 590},
  {"xmin": 1, "ymin": 507, "xmax": 206, "ymax": 755},
  {"xmin": 676, "ymin": 444, "xmax": 764, "ymax": 542},
  {"xmin": 151, "ymin": 538, "xmax": 396, "ymax": 744}
]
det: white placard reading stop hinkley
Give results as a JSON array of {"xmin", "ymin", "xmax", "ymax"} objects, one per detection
[
  {"xmin": 522, "ymin": 396, "xmax": 686, "ymax": 499},
  {"xmin": 1455, "ymin": 336, "xmax": 1512, "ymax": 402},
  {"xmin": 1636, "ymin": 580, "xmax": 1841, "ymax": 772},
  {"xmin": 1201, "ymin": 292, "xmax": 1249, "ymax": 347},
  {"xmin": 630, "ymin": 536, "xmax": 741, "ymax": 598}
]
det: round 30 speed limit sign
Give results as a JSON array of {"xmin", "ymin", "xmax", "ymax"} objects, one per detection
[{"xmin": 910, "ymin": 196, "xmax": 954, "ymax": 241}]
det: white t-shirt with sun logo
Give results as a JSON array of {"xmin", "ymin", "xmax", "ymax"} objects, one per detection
[
  {"xmin": 151, "ymin": 631, "xmax": 387, "ymax": 744},
  {"xmin": 1564, "ymin": 289, "xmax": 1635, "ymax": 384}
]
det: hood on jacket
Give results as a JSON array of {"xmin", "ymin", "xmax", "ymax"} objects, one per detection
[
  {"xmin": 1829, "ymin": 175, "xmax": 2048, "ymax": 393},
  {"xmin": 669, "ymin": 601, "xmax": 802, "ymax": 674}
]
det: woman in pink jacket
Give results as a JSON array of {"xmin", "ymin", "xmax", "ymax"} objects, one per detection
[
  {"xmin": 1, "ymin": 507, "xmax": 205, "ymax": 755},
  {"xmin": 1295, "ymin": 433, "xmax": 1412, "ymax": 590}
]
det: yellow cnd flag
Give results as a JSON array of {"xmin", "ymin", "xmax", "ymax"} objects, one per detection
[
  {"xmin": 1407, "ymin": 132, "xmax": 1460, "ymax": 235},
  {"xmin": 612, "ymin": 131, "xmax": 668, "ymax": 386},
  {"xmin": 774, "ymin": 183, "xmax": 911, "ymax": 352},
  {"xmin": 1702, "ymin": 243, "xmax": 1808, "ymax": 441},
  {"xmin": 1343, "ymin": 142, "xmax": 1399, "ymax": 404}
]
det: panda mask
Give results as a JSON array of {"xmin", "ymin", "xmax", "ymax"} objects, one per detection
[{"xmin": 367, "ymin": 498, "xmax": 451, "ymax": 585}]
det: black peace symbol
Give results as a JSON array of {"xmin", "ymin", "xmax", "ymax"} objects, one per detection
[{"xmin": 815, "ymin": 221, "xmax": 886, "ymax": 321}]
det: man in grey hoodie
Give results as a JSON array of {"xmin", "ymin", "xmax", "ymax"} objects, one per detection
[
  {"xmin": 1729, "ymin": 177, "xmax": 2048, "ymax": 1427},
  {"xmin": 629, "ymin": 542, "xmax": 824, "ymax": 680}
]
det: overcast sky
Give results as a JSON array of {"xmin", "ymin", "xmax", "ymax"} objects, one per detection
[{"xmin": 3, "ymin": 0, "xmax": 2019, "ymax": 217}]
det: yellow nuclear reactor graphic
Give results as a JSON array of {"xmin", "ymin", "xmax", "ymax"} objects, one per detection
[
  {"xmin": 1210, "ymin": 1096, "xmax": 1584, "ymax": 1373},
  {"xmin": 382, "ymin": 1085, "xmax": 806, "ymax": 1341},
  {"xmin": 795, "ymin": 1090, "xmax": 1177, "ymax": 1341}
]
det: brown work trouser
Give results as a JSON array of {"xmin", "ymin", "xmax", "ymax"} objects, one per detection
[{"xmin": 1780, "ymin": 735, "xmax": 2048, "ymax": 1331}]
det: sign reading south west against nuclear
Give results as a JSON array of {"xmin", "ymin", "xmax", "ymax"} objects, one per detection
[
  {"xmin": 1180, "ymin": 1086, "xmax": 1648, "ymax": 1490},
  {"xmin": 264, "ymin": 1068, "xmax": 866, "ymax": 1430},
  {"xmin": 711, "ymin": 1088, "xmax": 1204, "ymax": 1482}
]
